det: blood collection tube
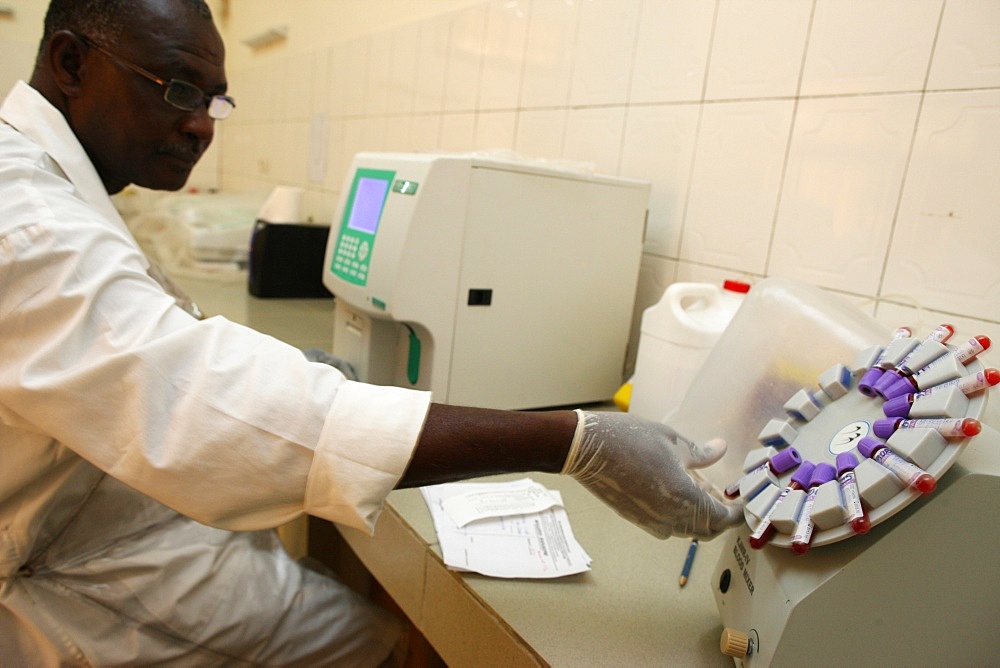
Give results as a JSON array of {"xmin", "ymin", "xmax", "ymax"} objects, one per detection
[
  {"xmin": 914, "ymin": 368, "xmax": 999, "ymax": 398},
  {"xmin": 953, "ymin": 335, "xmax": 991, "ymax": 364},
  {"xmin": 858, "ymin": 327, "xmax": 912, "ymax": 397},
  {"xmin": 836, "ymin": 452, "xmax": 870, "ymax": 534},
  {"xmin": 873, "ymin": 417, "xmax": 982, "ymax": 439},
  {"xmin": 749, "ymin": 461, "xmax": 816, "ymax": 550},
  {"xmin": 882, "ymin": 368, "xmax": 1000, "ymax": 418},
  {"xmin": 857, "ymin": 436, "xmax": 937, "ymax": 494},
  {"xmin": 883, "ymin": 336, "xmax": 992, "ymax": 400},
  {"xmin": 724, "ymin": 447, "xmax": 802, "ymax": 499},
  {"xmin": 872, "ymin": 324, "xmax": 954, "ymax": 396},
  {"xmin": 790, "ymin": 463, "xmax": 836, "ymax": 555}
]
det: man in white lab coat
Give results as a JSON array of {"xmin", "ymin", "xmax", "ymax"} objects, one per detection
[{"xmin": 0, "ymin": 0, "xmax": 741, "ymax": 664}]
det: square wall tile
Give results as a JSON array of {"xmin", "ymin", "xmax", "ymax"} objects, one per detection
[
  {"xmin": 514, "ymin": 109, "xmax": 567, "ymax": 160},
  {"xmin": 365, "ymin": 31, "xmax": 392, "ymax": 117},
  {"xmin": 681, "ymin": 99, "xmax": 795, "ymax": 275},
  {"xmin": 520, "ymin": 0, "xmax": 578, "ymax": 109},
  {"xmin": 620, "ymin": 104, "xmax": 701, "ymax": 258},
  {"xmin": 274, "ymin": 120, "xmax": 310, "ymax": 184},
  {"xmin": 318, "ymin": 118, "xmax": 346, "ymax": 191},
  {"xmin": 876, "ymin": 302, "xmax": 1000, "ymax": 354},
  {"xmin": 440, "ymin": 113, "xmax": 477, "ymax": 151},
  {"xmin": 562, "ymin": 107, "xmax": 627, "ymax": 175},
  {"xmin": 801, "ymin": 0, "xmax": 941, "ymax": 96},
  {"xmin": 409, "ymin": 114, "xmax": 443, "ymax": 152},
  {"xmin": 338, "ymin": 118, "xmax": 380, "ymax": 179},
  {"xmin": 770, "ymin": 94, "xmax": 921, "ymax": 295},
  {"xmin": 478, "ymin": 0, "xmax": 530, "ymax": 111},
  {"xmin": 387, "ymin": 26, "xmax": 419, "ymax": 117},
  {"xmin": 238, "ymin": 64, "xmax": 277, "ymax": 123},
  {"xmin": 340, "ymin": 38, "xmax": 370, "ymax": 117},
  {"xmin": 282, "ymin": 52, "xmax": 315, "ymax": 122},
  {"xmin": 927, "ymin": 0, "xmax": 1000, "ymax": 90},
  {"xmin": 568, "ymin": 0, "xmax": 641, "ymax": 107},
  {"xmin": 705, "ymin": 0, "xmax": 811, "ymax": 101},
  {"xmin": 413, "ymin": 20, "xmax": 450, "ymax": 114},
  {"xmin": 310, "ymin": 49, "xmax": 332, "ymax": 117},
  {"xmin": 326, "ymin": 43, "xmax": 352, "ymax": 119},
  {"xmin": 630, "ymin": 0, "xmax": 715, "ymax": 104},
  {"xmin": 443, "ymin": 5, "xmax": 488, "ymax": 112},
  {"xmin": 882, "ymin": 90, "xmax": 1000, "ymax": 319},
  {"xmin": 383, "ymin": 114, "xmax": 414, "ymax": 152},
  {"xmin": 221, "ymin": 121, "xmax": 253, "ymax": 178},
  {"xmin": 474, "ymin": 111, "xmax": 517, "ymax": 151}
]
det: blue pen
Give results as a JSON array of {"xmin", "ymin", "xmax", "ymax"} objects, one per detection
[{"xmin": 679, "ymin": 539, "xmax": 698, "ymax": 587}]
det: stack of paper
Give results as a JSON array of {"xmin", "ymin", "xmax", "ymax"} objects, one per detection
[{"xmin": 420, "ymin": 478, "xmax": 592, "ymax": 579}]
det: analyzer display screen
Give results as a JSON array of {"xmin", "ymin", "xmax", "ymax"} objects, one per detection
[
  {"xmin": 347, "ymin": 176, "xmax": 391, "ymax": 234},
  {"xmin": 331, "ymin": 168, "xmax": 395, "ymax": 287}
]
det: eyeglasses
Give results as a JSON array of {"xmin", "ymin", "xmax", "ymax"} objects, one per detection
[{"xmin": 78, "ymin": 34, "xmax": 235, "ymax": 120}]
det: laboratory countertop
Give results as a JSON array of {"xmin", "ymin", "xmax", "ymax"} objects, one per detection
[
  {"xmin": 174, "ymin": 273, "xmax": 731, "ymax": 667},
  {"xmin": 340, "ymin": 475, "xmax": 732, "ymax": 667}
]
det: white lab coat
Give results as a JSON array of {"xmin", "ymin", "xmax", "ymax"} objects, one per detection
[{"xmin": 0, "ymin": 81, "xmax": 431, "ymax": 665}]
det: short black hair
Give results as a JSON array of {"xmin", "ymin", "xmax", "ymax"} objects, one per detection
[{"xmin": 37, "ymin": 0, "xmax": 213, "ymax": 60}]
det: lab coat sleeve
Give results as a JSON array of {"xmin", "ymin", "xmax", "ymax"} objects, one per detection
[{"xmin": 0, "ymin": 187, "xmax": 429, "ymax": 533}]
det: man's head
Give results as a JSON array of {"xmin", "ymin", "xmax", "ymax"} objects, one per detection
[{"xmin": 30, "ymin": 0, "xmax": 228, "ymax": 194}]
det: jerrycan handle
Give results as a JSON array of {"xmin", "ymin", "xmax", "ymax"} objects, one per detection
[{"xmin": 666, "ymin": 283, "xmax": 724, "ymax": 331}]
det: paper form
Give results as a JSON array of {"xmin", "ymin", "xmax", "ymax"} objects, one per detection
[{"xmin": 421, "ymin": 478, "xmax": 592, "ymax": 579}]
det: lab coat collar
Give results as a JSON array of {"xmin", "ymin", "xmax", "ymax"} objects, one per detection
[{"xmin": 0, "ymin": 80, "xmax": 134, "ymax": 240}]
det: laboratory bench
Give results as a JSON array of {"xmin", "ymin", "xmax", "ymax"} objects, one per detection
[{"xmin": 174, "ymin": 273, "xmax": 731, "ymax": 667}]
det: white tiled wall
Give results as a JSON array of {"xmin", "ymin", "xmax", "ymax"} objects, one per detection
[{"xmin": 217, "ymin": 0, "xmax": 1000, "ymax": 352}]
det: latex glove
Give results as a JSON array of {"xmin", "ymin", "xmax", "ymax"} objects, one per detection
[
  {"xmin": 303, "ymin": 348, "xmax": 359, "ymax": 381},
  {"xmin": 561, "ymin": 410, "xmax": 743, "ymax": 540}
]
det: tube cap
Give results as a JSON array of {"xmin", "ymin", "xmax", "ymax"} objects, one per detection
[
  {"xmin": 872, "ymin": 369, "xmax": 904, "ymax": 396},
  {"xmin": 790, "ymin": 461, "xmax": 817, "ymax": 488},
  {"xmin": 872, "ymin": 419, "xmax": 900, "ymax": 439},
  {"xmin": 881, "ymin": 376, "xmax": 917, "ymax": 401},
  {"xmin": 857, "ymin": 367, "xmax": 885, "ymax": 397},
  {"xmin": 857, "ymin": 436, "xmax": 886, "ymax": 458},
  {"xmin": 835, "ymin": 451, "xmax": 859, "ymax": 476},
  {"xmin": 810, "ymin": 463, "xmax": 836, "ymax": 487},
  {"xmin": 771, "ymin": 447, "xmax": 803, "ymax": 473},
  {"xmin": 882, "ymin": 394, "xmax": 913, "ymax": 418}
]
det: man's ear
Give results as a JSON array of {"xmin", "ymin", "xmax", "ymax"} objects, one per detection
[{"xmin": 46, "ymin": 30, "xmax": 89, "ymax": 98}]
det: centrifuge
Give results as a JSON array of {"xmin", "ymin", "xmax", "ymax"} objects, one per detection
[{"xmin": 664, "ymin": 278, "xmax": 1000, "ymax": 666}]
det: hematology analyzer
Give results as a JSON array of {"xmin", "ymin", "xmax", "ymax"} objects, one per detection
[
  {"xmin": 322, "ymin": 152, "xmax": 650, "ymax": 409},
  {"xmin": 661, "ymin": 278, "xmax": 1000, "ymax": 666}
]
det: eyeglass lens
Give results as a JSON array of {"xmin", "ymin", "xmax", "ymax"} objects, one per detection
[{"xmin": 165, "ymin": 81, "xmax": 234, "ymax": 120}]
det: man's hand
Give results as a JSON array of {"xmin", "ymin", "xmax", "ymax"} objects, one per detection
[{"xmin": 562, "ymin": 411, "xmax": 743, "ymax": 539}]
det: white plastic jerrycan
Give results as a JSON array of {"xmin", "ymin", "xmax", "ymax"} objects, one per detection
[{"xmin": 628, "ymin": 280, "xmax": 749, "ymax": 421}]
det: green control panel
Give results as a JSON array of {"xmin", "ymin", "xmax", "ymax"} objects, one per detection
[{"xmin": 330, "ymin": 168, "xmax": 395, "ymax": 286}]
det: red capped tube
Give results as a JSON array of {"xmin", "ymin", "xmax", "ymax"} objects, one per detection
[
  {"xmin": 836, "ymin": 452, "xmax": 870, "ymax": 534},
  {"xmin": 724, "ymin": 447, "xmax": 802, "ymax": 499},
  {"xmin": 857, "ymin": 437, "xmax": 936, "ymax": 494},
  {"xmin": 873, "ymin": 417, "xmax": 981, "ymax": 440},
  {"xmin": 858, "ymin": 327, "xmax": 912, "ymax": 397},
  {"xmin": 749, "ymin": 461, "xmax": 816, "ymax": 550},
  {"xmin": 790, "ymin": 463, "xmax": 837, "ymax": 555},
  {"xmin": 873, "ymin": 324, "xmax": 955, "ymax": 395}
]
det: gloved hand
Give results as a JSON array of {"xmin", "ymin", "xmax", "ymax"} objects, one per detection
[
  {"xmin": 302, "ymin": 348, "xmax": 359, "ymax": 381},
  {"xmin": 561, "ymin": 410, "xmax": 743, "ymax": 540}
]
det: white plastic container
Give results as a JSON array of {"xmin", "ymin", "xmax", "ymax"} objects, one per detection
[{"xmin": 628, "ymin": 280, "xmax": 749, "ymax": 421}]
